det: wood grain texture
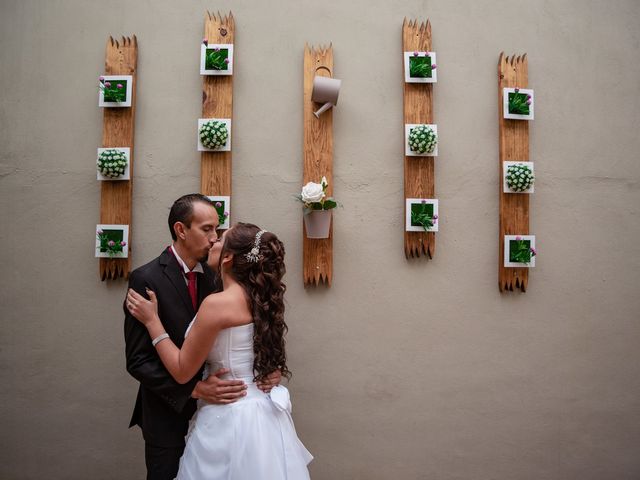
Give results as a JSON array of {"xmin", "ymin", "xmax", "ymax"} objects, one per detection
[
  {"xmin": 498, "ymin": 52, "xmax": 530, "ymax": 292},
  {"xmin": 201, "ymin": 11, "xmax": 234, "ymax": 197},
  {"xmin": 303, "ymin": 44, "xmax": 334, "ymax": 287},
  {"xmin": 403, "ymin": 18, "xmax": 435, "ymax": 259},
  {"xmin": 100, "ymin": 35, "xmax": 137, "ymax": 281}
]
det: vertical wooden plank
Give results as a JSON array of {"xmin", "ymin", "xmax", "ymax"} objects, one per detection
[
  {"xmin": 303, "ymin": 44, "xmax": 334, "ymax": 287},
  {"xmin": 498, "ymin": 53, "xmax": 530, "ymax": 292},
  {"xmin": 201, "ymin": 11, "xmax": 234, "ymax": 197},
  {"xmin": 100, "ymin": 35, "xmax": 138, "ymax": 280},
  {"xmin": 403, "ymin": 19, "xmax": 435, "ymax": 259}
]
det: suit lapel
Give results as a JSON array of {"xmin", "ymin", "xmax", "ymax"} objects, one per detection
[{"xmin": 160, "ymin": 249, "xmax": 195, "ymax": 317}]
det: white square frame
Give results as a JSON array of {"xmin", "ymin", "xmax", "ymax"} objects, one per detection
[
  {"xmin": 197, "ymin": 118, "xmax": 232, "ymax": 152},
  {"xmin": 503, "ymin": 161, "xmax": 535, "ymax": 194},
  {"xmin": 406, "ymin": 198, "xmax": 439, "ymax": 232},
  {"xmin": 503, "ymin": 87, "xmax": 534, "ymax": 120},
  {"xmin": 207, "ymin": 195, "xmax": 231, "ymax": 230},
  {"xmin": 95, "ymin": 224, "xmax": 129, "ymax": 258},
  {"xmin": 98, "ymin": 75, "xmax": 133, "ymax": 107},
  {"xmin": 404, "ymin": 51, "xmax": 437, "ymax": 83},
  {"xmin": 97, "ymin": 147, "xmax": 131, "ymax": 181},
  {"xmin": 405, "ymin": 124, "xmax": 438, "ymax": 157},
  {"xmin": 200, "ymin": 43, "xmax": 234, "ymax": 76},
  {"xmin": 504, "ymin": 235, "xmax": 536, "ymax": 268}
]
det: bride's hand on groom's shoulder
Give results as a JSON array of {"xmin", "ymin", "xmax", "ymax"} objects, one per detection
[{"xmin": 126, "ymin": 288, "xmax": 159, "ymax": 326}]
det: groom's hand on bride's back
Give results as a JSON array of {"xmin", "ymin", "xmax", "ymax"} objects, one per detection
[{"xmin": 191, "ymin": 368, "xmax": 248, "ymax": 405}]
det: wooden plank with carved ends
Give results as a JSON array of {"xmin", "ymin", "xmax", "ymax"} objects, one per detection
[
  {"xmin": 201, "ymin": 11, "xmax": 234, "ymax": 198},
  {"xmin": 498, "ymin": 52, "xmax": 530, "ymax": 292},
  {"xmin": 100, "ymin": 35, "xmax": 138, "ymax": 281},
  {"xmin": 303, "ymin": 44, "xmax": 334, "ymax": 287},
  {"xmin": 403, "ymin": 18, "xmax": 435, "ymax": 259}
]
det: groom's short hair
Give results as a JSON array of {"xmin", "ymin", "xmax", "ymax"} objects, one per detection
[{"xmin": 168, "ymin": 193, "xmax": 215, "ymax": 241}]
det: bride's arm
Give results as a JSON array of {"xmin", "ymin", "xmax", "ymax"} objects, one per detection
[{"xmin": 127, "ymin": 288, "xmax": 224, "ymax": 384}]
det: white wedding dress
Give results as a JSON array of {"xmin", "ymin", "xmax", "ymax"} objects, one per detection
[{"xmin": 177, "ymin": 321, "xmax": 313, "ymax": 479}]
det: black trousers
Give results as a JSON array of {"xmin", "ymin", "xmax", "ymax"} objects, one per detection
[{"xmin": 145, "ymin": 443, "xmax": 185, "ymax": 480}]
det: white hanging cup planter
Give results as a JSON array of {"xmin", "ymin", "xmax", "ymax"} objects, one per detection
[{"xmin": 304, "ymin": 210, "xmax": 332, "ymax": 239}]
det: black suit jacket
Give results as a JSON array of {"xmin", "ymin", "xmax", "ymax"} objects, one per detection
[{"xmin": 124, "ymin": 248, "xmax": 219, "ymax": 447}]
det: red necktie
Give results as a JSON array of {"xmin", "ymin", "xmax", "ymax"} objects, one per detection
[{"xmin": 186, "ymin": 271, "xmax": 197, "ymax": 311}]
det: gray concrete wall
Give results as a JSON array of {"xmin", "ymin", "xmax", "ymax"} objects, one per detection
[{"xmin": 1, "ymin": 0, "xmax": 639, "ymax": 478}]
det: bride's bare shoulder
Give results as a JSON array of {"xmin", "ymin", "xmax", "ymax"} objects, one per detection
[{"xmin": 197, "ymin": 290, "xmax": 240, "ymax": 329}]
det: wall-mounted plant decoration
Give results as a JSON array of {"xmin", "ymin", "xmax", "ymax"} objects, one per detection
[
  {"xmin": 503, "ymin": 161, "xmax": 535, "ymax": 194},
  {"xmin": 198, "ymin": 118, "xmax": 231, "ymax": 151},
  {"xmin": 200, "ymin": 12, "xmax": 234, "ymax": 203},
  {"xmin": 504, "ymin": 235, "xmax": 536, "ymax": 268},
  {"xmin": 297, "ymin": 177, "xmax": 338, "ymax": 239},
  {"xmin": 503, "ymin": 87, "xmax": 534, "ymax": 120},
  {"xmin": 98, "ymin": 75, "xmax": 133, "ymax": 107},
  {"xmin": 404, "ymin": 51, "xmax": 437, "ymax": 83},
  {"xmin": 96, "ymin": 224, "xmax": 129, "ymax": 259},
  {"xmin": 405, "ymin": 198, "xmax": 439, "ymax": 232},
  {"xmin": 207, "ymin": 195, "xmax": 231, "ymax": 230},
  {"xmin": 403, "ymin": 18, "xmax": 438, "ymax": 259},
  {"xmin": 97, "ymin": 36, "xmax": 137, "ymax": 281},
  {"xmin": 405, "ymin": 123, "xmax": 438, "ymax": 156},
  {"xmin": 97, "ymin": 148, "xmax": 130, "ymax": 180},
  {"xmin": 200, "ymin": 40, "xmax": 233, "ymax": 75},
  {"xmin": 498, "ymin": 53, "xmax": 535, "ymax": 292},
  {"xmin": 303, "ymin": 43, "xmax": 335, "ymax": 287}
]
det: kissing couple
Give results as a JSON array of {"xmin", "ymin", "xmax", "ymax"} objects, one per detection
[{"xmin": 124, "ymin": 193, "xmax": 312, "ymax": 479}]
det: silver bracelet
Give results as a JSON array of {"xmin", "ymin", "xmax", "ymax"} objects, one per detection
[{"xmin": 151, "ymin": 333, "xmax": 170, "ymax": 347}]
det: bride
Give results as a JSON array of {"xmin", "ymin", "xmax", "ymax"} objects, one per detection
[{"xmin": 126, "ymin": 223, "xmax": 312, "ymax": 479}]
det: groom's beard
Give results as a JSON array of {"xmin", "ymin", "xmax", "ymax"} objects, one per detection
[{"xmin": 197, "ymin": 253, "xmax": 209, "ymax": 264}]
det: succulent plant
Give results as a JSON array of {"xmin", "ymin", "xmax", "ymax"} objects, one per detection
[
  {"xmin": 97, "ymin": 149, "xmax": 128, "ymax": 178},
  {"xmin": 408, "ymin": 125, "xmax": 437, "ymax": 154},
  {"xmin": 506, "ymin": 163, "xmax": 535, "ymax": 192},
  {"xmin": 199, "ymin": 120, "xmax": 229, "ymax": 149}
]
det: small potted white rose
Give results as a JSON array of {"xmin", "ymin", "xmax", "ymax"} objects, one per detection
[{"xmin": 296, "ymin": 177, "xmax": 338, "ymax": 239}]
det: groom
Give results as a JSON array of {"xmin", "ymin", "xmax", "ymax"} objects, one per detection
[{"xmin": 124, "ymin": 194, "xmax": 279, "ymax": 480}]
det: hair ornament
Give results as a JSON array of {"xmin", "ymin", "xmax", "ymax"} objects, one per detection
[{"xmin": 245, "ymin": 230, "xmax": 267, "ymax": 263}]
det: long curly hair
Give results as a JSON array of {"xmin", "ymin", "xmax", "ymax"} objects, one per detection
[{"xmin": 219, "ymin": 223, "xmax": 291, "ymax": 382}]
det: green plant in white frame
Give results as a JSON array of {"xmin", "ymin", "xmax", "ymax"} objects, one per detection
[
  {"xmin": 200, "ymin": 40, "xmax": 234, "ymax": 76},
  {"xmin": 503, "ymin": 87, "xmax": 534, "ymax": 120},
  {"xmin": 406, "ymin": 198, "xmax": 439, "ymax": 232},
  {"xmin": 98, "ymin": 75, "xmax": 133, "ymax": 107},
  {"xmin": 504, "ymin": 161, "xmax": 535, "ymax": 193},
  {"xmin": 404, "ymin": 51, "xmax": 437, "ymax": 83},
  {"xmin": 97, "ymin": 148, "xmax": 130, "ymax": 180},
  {"xmin": 405, "ymin": 124, "xmax": 438, "ymax": 156},
  {"xmin": 207, "ymin": 196, "xmax": 231, "ymax": 230},
  {"xmin": 96, "ymin": 224, "xmax": 129, "ymax": 258},
  {"xmin": 504, "ymin": 235, "xmax": 536, "ymax": 267},
  {"xmin": 198, "ymin": 119, "xmax": 231, "ymax": 151}
]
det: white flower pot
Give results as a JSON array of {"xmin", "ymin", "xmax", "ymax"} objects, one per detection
[{"xmin": 304, "ymin": 210, "xmax": 332, "ymax": 239}]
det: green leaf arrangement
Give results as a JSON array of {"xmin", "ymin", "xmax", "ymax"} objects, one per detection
[
  {"xmin": 99, "ymin": 77, "xmax": 127, "ymax": 103},
  {"xmin": 205, "ymin": 46, "xmax": 230, "ymax": 71},
  {"xmin": 508, "ymin": 88, "xmax": 531, "ymax": 115},
  {"xmin": 409, "ymin": 53, "xmax": 435, "ymax": 78},
  {"xmin": 509, "ymin": 237, "xmax": 536, "ymax": 263},
  {"xmin": 212, "ymin": 201, "xmax": 229, "ymax": 226},
  {"xmin": 97, "ymin": 229, "xmax": 126, "ymax": 257},
  {"xmin": 411, "ymin": 202, "xmax": 438, "ymax": 232}
]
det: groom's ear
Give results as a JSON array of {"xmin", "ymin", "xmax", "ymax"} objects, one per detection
[{"xmin": 174, "ymin": 221, "xmax": 186, "ymax": 240}]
